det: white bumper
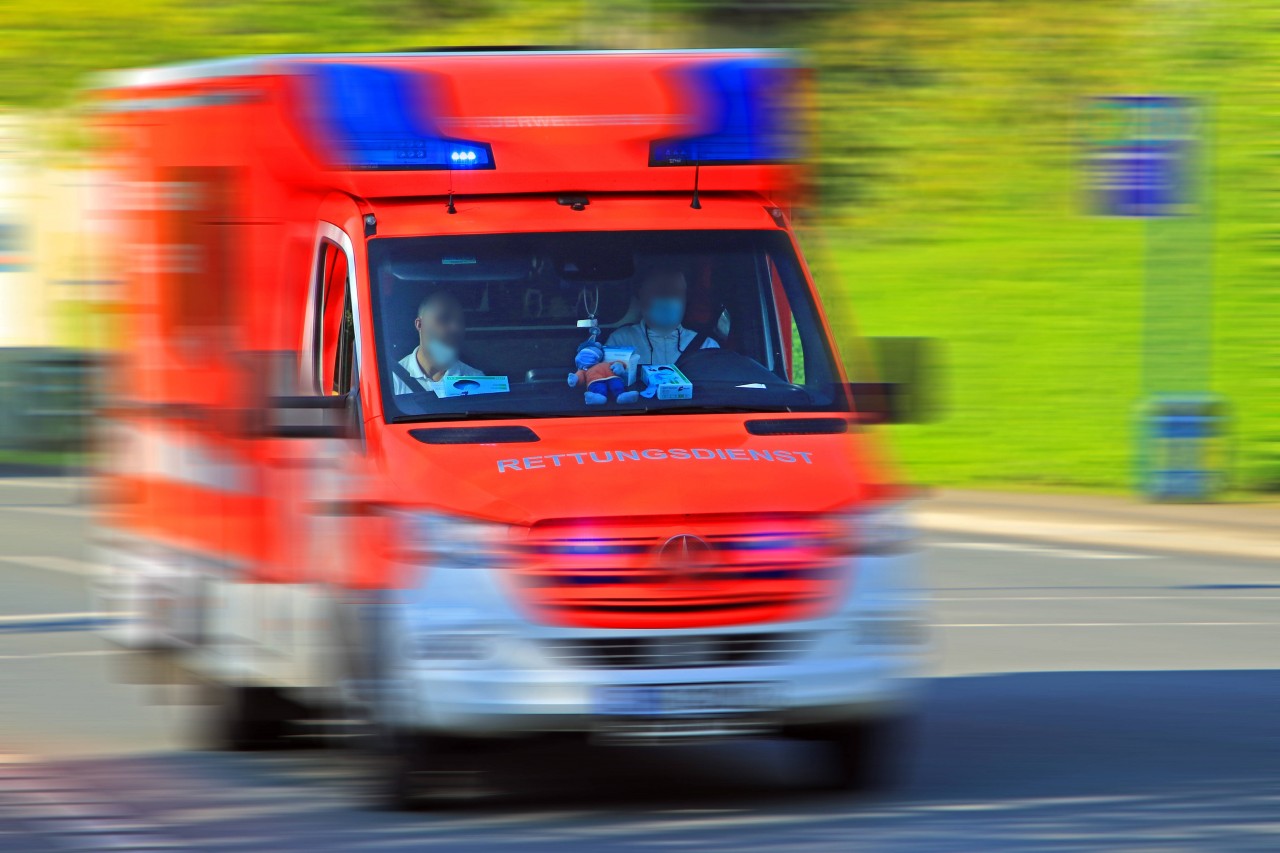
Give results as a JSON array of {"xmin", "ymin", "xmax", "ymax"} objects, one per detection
[{"xmin": 377, "ymin": 553, "xmax": 928, "ymax": 739}]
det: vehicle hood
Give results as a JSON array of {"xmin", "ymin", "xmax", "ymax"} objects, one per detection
[{"xmin": 370, "ymin": 414, "xmax": 896, "ymax": 525}]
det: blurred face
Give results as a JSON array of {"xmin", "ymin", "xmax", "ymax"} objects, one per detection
[
  {"xmin": 639, "ymin": 270, "xmax": 687, "ymax": 329},
  {"xmin": 415, "ymin": 294, "xmax": 465, "ymax": 370}
]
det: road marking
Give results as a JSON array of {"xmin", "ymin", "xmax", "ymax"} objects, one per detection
[
  {"xmin": 937, "ymin": 621, "xmax": 1280, "ymax": 628},
  {"xmin": 933, "ymin": 595, "xmax": 1280, "ymax": 601},
  {"xmin": 0, "ymin": 611, "xmax": 123, "ymax": 624},
  {"xmin": 0, "ymin": 611, "xmax": 128, "ymax": 634},
  {"xmin": 933, "ymin": 541, "xmax": 1151, "ymax": 560},
  {"xmin": 0, "ymin": 620, "xmax": 120, "ymax": 634},
  {"xmin": 0, "ymin": 504, "xmax": 90, "ymax": 518},
  {"xmin": 0, "ymin": 477, "xmax": 84, "ymax": 490},
  {"xmin": 0, "ymin": 555, "xmax": 101, "ymax": 576},
  {"xmin": 0, "ymin": 481, "xmax": 84, "ymax": 492},
  {"xmin": 0, "ymin": 649, "xmax": 129, "ymax": 660}
]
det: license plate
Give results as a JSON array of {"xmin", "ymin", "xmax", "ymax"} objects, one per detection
[{"xmin": 591, "ymin": 682, "xmax": 776, "ymax": 717}]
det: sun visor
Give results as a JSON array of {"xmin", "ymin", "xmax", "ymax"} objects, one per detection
[{"xmin": 383, "ymin": 253, "xmax": 528, "ymax": 282}]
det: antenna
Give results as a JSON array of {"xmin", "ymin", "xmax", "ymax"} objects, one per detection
[{"xmin": 690, "ymin": 162, "xmax": 702, "ymax": 210}]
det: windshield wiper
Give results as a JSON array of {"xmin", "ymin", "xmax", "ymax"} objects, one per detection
[
  {"xmin": 390, "ymin": 411, "xmax": 536, "ymax": 424},
  {"xmin": 634, "ymin": 404, "xmax": 796, "ymax": 416}
]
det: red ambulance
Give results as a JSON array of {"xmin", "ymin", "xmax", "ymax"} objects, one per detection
[{"xmin": 91, "ymin": 49, "xmax": 927, "ymax": 806}]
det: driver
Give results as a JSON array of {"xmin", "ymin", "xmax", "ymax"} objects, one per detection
[
  {"xmin": 393, "ymin": 290, "xmax": 484, "ymax": 395},
  {"xmin": 606, "ymin": 267, "xmax": 719, "ymax": 364}
]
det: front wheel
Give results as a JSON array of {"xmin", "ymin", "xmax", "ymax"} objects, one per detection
[
  {"xmin": 374, "ymin": 730, "xmax": 422, "ymax": 811},
  {"xmin": 208, "ymin": 685, "xmax": 297, "ymax": 751},
  {"xmin": 795, "ymin": 716, "xmax": 912, "ymax": 793},
  {"xmin": 370, "ymin": 730, "xmax": 485, "ymax": 811}
]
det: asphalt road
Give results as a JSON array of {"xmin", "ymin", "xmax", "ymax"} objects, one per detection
[{"xmin": 1, "ymin": 477, "xmax": 1278, "ymax": 851}]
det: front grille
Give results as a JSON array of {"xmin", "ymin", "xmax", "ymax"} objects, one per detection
[
  {"xmin": 542, "ymin": 631, "xmax": 814, "ymax": 670},
  {"xmin": 509, "ymin": 514, "xmax": 848, "ymax": 629}
]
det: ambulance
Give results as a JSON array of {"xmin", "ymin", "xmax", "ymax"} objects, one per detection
[{"xmin": 90, "ymin": 49, "xmax": 928, "ymax": 806}]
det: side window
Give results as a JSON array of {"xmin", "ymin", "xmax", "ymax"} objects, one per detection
[
  {"xmin": 332, "ymin": 285, "xmax": 354, "ymax": 395},
  {"xmin": 766, "ymin": 256, "xmax": 789, "ymax": 379},
  {"xmin": 767, "ymin": 254, "xmax": 812, "ymax": 386},
  {"xmin": 765, "ymin": 248, "xmax": 836, "ymax": 394},
  {"xmin": 315, "ymin": 240, "xmax": 355, "ymax": 395},
  {"xmin": 789, "ymin": 315, "xmax": 807, "ymax": 385}
]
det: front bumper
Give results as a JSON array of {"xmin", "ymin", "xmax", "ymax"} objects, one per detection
[
  {"xmin": 409, "ymin": 660, "xmax": 919, "ymax": 741},
  {"xmin": 376, "ymin": 552, "xmax": 927, "ymax": 740},
  {"xmin": 382, "ymin": 616, "xmax": 926, "ymax": 739}
]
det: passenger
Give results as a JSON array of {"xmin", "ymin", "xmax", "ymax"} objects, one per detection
[
  {"xmin": 606, "ymin": 268, "xmax": 719, "ymax": 364},
  {"xmin": 393, "ymin": 290, "xmax": 484, "ymax": 395}
]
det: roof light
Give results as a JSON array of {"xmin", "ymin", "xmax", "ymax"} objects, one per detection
[
  {"xmin": 649, "ymin": 57, "xmax": 801, "ymax": 167},
  {"xmin": 302, "ymin": 63, "xmax": 494, "ymax": 171}
]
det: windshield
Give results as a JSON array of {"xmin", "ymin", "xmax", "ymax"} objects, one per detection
[{"xmin": 369, "ymin": 230, "xmax": 845, "ymax": 422}]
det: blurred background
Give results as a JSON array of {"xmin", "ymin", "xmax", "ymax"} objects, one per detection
[
  {"xmin": 0, "ymin": 3, "xmax": 1277, "ymax": 852},
  {"xmin": 0, "ymin": 0, "xmax": 1276, "ymax": 495}
]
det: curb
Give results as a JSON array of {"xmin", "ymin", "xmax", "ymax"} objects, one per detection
[{"xmin": 917, "ymin": 509, "xmax": 1280, "ymax": 563}]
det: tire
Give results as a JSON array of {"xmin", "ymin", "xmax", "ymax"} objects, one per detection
[
  {"xmin": 370, "ymin": 730, "xmax": 479, "ymax": 811},
  {"xmin": 806, "ymin": 716, "xmax": 911, "ymax": 793},
  {"xmin": 374, "ymin": 730, "xmax": 422, "ymax": 811},
  {"xmin": 360, "ymin": 604, "xmax": 486, "ymax": 810},
  {"xmin": 212, "ymin": 685, "xmax": 296, "ymax": 751}
]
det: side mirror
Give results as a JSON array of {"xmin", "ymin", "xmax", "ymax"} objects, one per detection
[
  {"xmin": 846, "ymin": 337, "xmax": 941, "ymax": 424},
  {"xmin": 263, "ymin": 395, "xmax": 356, "ymax": 439}
]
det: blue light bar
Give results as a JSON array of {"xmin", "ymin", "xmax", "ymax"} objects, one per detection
[
  {"xmin": 649, "ymin": 57, "xmax": 800, "ymax": 167},
  {"xmin": 303, "ymin": 63, "xmax": 494, "ymax": 171}
]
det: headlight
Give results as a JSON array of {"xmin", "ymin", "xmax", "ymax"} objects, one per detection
[
  {"xmin": 383, "ymin": 509, "xmax": 514, "ymax": 568},
  {"xmin": 833, "ymin": 502, "xmax": 915, "ymax": 555},
  {"xmin": 407, "ymin": 629, "xmax": 502, "ymax": 663},
  {"xmin": 858, "ymin": 503, "xmax": 915, "ymax": 554}
]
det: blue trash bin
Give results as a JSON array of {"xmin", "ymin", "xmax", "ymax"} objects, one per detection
[{"xmin": 1137, "ymin": 395, "xmax": 1228, "ymax": 501}]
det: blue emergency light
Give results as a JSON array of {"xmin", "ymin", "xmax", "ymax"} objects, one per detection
[
  {"xmin": 304, "ymin": 63, "xmax": 494, "ymax": 171},
  {"xmin": 649, "ymin": 57, "xmax": 800, "ymax": 167}
]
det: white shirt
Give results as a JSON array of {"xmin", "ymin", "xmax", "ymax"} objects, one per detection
[
  {"xmin": 393, "ymin": 347, "xmax": 483, "ymax": 395},
  {"xmin": 606, "ymin": 322, "xmax": 718, "ymax": 365}
]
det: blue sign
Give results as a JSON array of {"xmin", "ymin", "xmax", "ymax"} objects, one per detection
[{"xmin": 1086, "ymin": 96, "xmax": 1196, "ymax": 217}]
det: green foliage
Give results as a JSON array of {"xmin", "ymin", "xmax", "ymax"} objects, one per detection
[
  {"xmin": 1, "ymin": 0, "xmax": 1274, "ymax": 492},
  {"xmin": 0, "ymin": 0, "xmax": 581, "ymax": 106},
  {"xmin": 798, "ymin": 0, "xmax": 1280, "ymax": 493}
]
